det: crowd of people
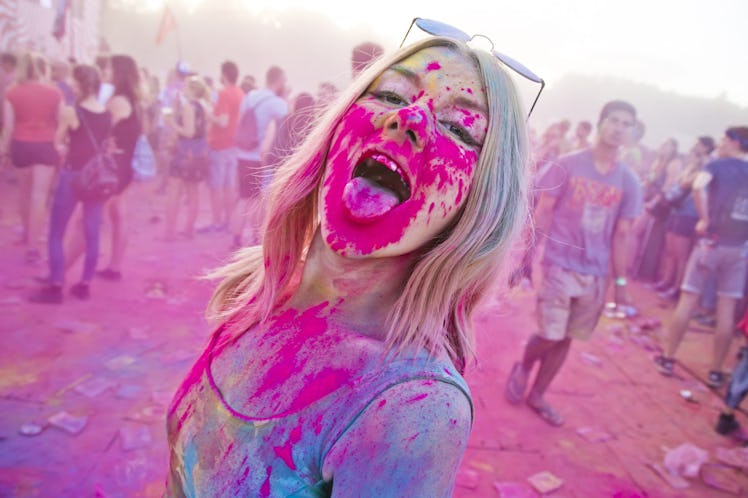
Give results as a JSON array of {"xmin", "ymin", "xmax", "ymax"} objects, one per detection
[
  {"xmin": 1, "ymin": 31, "xmax": 747, "ymax": 494},
  {"xmin": 513, "ymin": 112, "xmax": 748, "ymax": 435}
]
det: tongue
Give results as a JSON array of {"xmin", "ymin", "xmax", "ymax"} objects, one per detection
[{"xmin": 342, "ymin": 177, "xmax": 400, "ymax": 223}]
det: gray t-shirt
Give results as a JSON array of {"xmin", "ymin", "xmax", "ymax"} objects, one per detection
[
  {"xmin": 539, "ymin": 149, "xmax": 643, "ymax": 276},
  {"xmin": 236, "ymin": 88, "xmax": 288, "ymax": 162}
]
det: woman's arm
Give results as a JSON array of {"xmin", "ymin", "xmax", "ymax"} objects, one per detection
[
  {"xmin": 167, "ymin": 101, "xmax": 195, "ymax": 138},
  {"xmin": 1, "ymin": 100, "xmax": 14, "ymax": 155},
  {"xmin": 55, "ymin": 103, "xmax": 75, "ymax": 150},
  {"xmin": 322, "ymin": 379, "xmax": 472, "ymax": 498}
]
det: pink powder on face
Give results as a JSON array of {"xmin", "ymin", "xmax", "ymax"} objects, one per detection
[
  {"xmin": 321, "ymin": 102, "xmax": 477, "ymax": 256},
  {"xmin": 426, "ymin": 61, "xmax": 442, "ymax": 71}
]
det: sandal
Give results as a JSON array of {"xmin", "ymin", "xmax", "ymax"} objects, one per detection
[
  {"xmin": 708, "ymin": 370, "xmax": 728, "ymax": 389},
  {"xmin": 653, "ymin": 355, "xmax": 674, "ymax": 377},
  {"xmin": 504, "ymin": 362, "xmax": 528, "ymax": 405},
  {"xmin": 527, "ymin": 398, "xmax": 564, "ymax": 427}
]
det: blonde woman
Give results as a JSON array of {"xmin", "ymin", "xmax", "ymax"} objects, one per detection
[
  {"xmin": 2, "ymin": 52, "xmax": 63, "ymax": 264},
  {"xmin": 167, "ymin": 34, "xmax": 530, "ymax": 497},
  {"xmin": 164, "ymin": 76, "xmax": 211, "ymax": 240}
]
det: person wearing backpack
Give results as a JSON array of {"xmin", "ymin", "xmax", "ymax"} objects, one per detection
[
  {"xmin": 231, "ymin": 65, "xmax": 288, "ymax": 248},
  {"xmin": 655, "ymin": 126, "xmax": 748, "ymax": 387},
  {"xmin": 29, "ymin": 64, "xmax": 111, "ymax": 303}
]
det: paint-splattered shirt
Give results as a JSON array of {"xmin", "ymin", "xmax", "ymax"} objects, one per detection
[
  {"xmin": 165, "ymin": 305, "xmax": 473, "ymax": 497},
  {"xmin": 539, "ymin": 149, "xmax": 643, "ymax": 276}
]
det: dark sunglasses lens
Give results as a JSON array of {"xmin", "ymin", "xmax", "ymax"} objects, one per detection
[
  {"xmin": 492, "ymin": 50, "xmax": 543, "ymax": 84},
  {"xmin": 414, "ymin": 18, "xmax": 470, "ymax": 42}
]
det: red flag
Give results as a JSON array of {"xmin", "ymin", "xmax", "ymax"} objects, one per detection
[
  {"xmin": 52, "ymin": 0, "xmax": 70, "ymax": 41},
  {"xmin": 155, "ymin": 5, "xmax": 176, "ymax": 45}
]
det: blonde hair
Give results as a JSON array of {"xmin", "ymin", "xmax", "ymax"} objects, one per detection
[
  {"xmin": 16, "ymin": 52, "xmax": 47, "ymax": 83},
  {"xmin": 207, "ymin": 37, "xmax": 529, "ymax": 370},
  {"xmin": 185, "ymin": 75, "xmax": 208, "ymax": 101}
]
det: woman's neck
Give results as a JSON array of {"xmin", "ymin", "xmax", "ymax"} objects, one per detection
[
  {"xmin": 78, "ymin": 95, "xmax": 105, "ymax": 112},
  {"xmin": 286, "ymin": 231, "xmax": 413, "ymax": 340}
]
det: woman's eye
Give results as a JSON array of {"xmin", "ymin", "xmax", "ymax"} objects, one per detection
[
  {"xmin": 373, "ymin": 90, "xmax": 407, "ymax": 106},
  {"xmin": 444, "ymin": 122, "xmax": 479, "ymax": 147}
]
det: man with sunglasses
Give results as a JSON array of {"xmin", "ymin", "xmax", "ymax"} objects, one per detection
[
  {"xmin": 655, "ymin": 126, "xmax": 748, "ymax": 388},
  {"xmin": 506, "ymin": 100, "xmax": 643, "ymax": 427}
]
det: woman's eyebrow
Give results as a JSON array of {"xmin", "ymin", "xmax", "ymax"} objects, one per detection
[
  {"xmin": 453, "ymin": 95, "xmax": 488, "ymax": 116},
  {"xmin": 386, "ymin": 65, "xmax": 421, "ymax": 85}
]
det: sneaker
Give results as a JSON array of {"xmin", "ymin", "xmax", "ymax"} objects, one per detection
[
  {"xmin": 96, "ymin": 268, "xmax": 122, "ymax": 281},
  {"xmin": 654, "ymin": 355, "xmax": 674, "ymax": 376},
  {"xmin": 707, "ymin": 370, "xmax": 727, "ymax": 388},
  {"xmin": 29, "ymin": 285, "xmax": 63, "ymax": 304},
  {"xmin": 716, "ymin": 413, "xmax": 740, "ymax": 435},
  {"xmin": 70, "ymin": 282, "xmax": 90, "ymax": 300}
]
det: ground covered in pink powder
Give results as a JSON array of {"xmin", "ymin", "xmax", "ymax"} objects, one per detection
[{"xmin": 1, "ymin": 174, "xmax": 747, "ymax": 497}]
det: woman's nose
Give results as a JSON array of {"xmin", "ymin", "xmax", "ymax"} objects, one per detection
[{"xmin": 383, "ymin": 106, "xmax": 430, "ymax": 151}]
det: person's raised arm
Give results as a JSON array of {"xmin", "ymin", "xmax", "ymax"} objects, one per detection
[{"xmin": 322, "ymin": 380, "xmax": 472, "ymax": 498}]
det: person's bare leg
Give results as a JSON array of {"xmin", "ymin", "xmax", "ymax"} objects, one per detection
[
  {"xmin": 27, "ymin": 164, "xmax": 56, "ymax": 255},
  {"xmin": 17, "ymin": 167, "xmax": 32, "ymax": 243},
  {"xmin": 221, "ymin": 186, "xmax": 236, "ymax": 229},
  {"xmin": 712, "ymin": 295, "xmax": 738, "ymax": 372},
  {"xmin": 672, "ymin": 235, "xmax": 693, "ymax": 291},
  {"xmin": 658, "ymin": 233, "xmax": 676, "ymax": 288},
  {"xmin": 107, "ymin": 193, "xmax": 128, "ymax": 272},
  {"xmin": 231, "ymin": 198, "xmax": 249, "ymax": 247},
  {"xmin": 520, "ymin": 334, "xmax": 559, "ymax": 372},
  {"xmin": 664, "ymin": 291, "xmax": 701, "ymax": 358},
  {"xmin": 526, "ymin": 337, "xmax": 572, "ymax": 399},
  {"xmin": 164, "ymin": 178, "xmax": 180, "ymax": 240},
  {"xmin": 209, "ymin": 186, "xmax": 221, "ymax": 227},
  {"xmin": 184, "ymin": 182, "xmax": 198, "ymax": 237}
]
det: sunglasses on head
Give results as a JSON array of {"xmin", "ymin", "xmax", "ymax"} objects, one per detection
[{"xmin": 400, "ymin": 17, "xmax": 545, "ymax": 119}]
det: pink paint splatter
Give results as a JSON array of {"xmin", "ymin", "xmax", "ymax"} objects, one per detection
[
  {"xmin": 273, "ymin": 424, "xmax": 302, "ymax": 470},
  {"xmin": 320, "ymin": 102, "xmax": 477, "ymax": 256},
  {"xmin": 377, "ymin": 399, "xmax": 387, "ymax": 410},
  {"xmin": 236, "ymin": 464, "xmax": 250, "ymax": 486},
  {"xmin": 259, "ymin": 466, "xmax": 272, "ymax": 497},
  {"xmin": 407, "ymin": 392, "xmax": 429, "ymax": 403},
  {"xmin": 426, "ymin": 61, "xmax": 442, "ymax": 71}
]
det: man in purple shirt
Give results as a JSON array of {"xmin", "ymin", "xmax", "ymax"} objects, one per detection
[{"xmin": 505, "ymin": 100, "xmax": 643, "ymax": 426}]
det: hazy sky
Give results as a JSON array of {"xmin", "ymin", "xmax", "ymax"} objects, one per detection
[
  {"xmin": 192, "ymin": 0, "xmax": 748, "ymax": 108},
  {"xmin": 133, "ymin": 0, "xmax": 748, "ymax": 108}
]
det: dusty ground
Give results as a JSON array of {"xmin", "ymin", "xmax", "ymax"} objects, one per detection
[{"xmin": 1, "ymin": 172, "xmax": 746, "ymax": 497}]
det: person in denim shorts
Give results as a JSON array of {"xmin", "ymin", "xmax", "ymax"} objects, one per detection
[{"xmin": 656, "ymin": 126, "xmax": 748, "ymax": 388}]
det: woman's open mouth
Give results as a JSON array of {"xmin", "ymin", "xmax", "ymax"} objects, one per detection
[{"xmin": 342, "ymin": 152, "xmax": 411, "ymax": 223}]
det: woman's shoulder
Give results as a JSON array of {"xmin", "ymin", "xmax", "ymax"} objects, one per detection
[{"xmin": 108, "ymin": 94, "xmax": 133, "ymax": 119}]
